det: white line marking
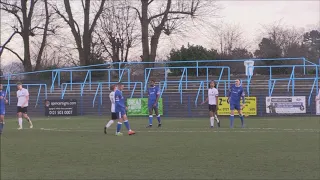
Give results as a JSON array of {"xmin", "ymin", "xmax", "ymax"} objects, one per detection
[{"xmin": 37, "ymin": 128, "xmax": 320, "ymax": 133}]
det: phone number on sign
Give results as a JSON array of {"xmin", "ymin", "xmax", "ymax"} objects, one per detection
[{"xmin": 49, "ymin": 110, "xmax": 73, "ymax": 115}]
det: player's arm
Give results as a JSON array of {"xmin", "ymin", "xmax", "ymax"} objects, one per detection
[
  {"xmin": 22, "ymin": 90, "xmax": 29, "ymax": 107},
  {"xmin": 227, "ymin": 88, "xmax": 232, "ymax": 103},
  {"xmin": 115, "ymin": 91, "xmax": 125, "ymax": 108},
  {"xmin": 154, "ymin": 87, "xmax": 160, "ymax": 105},
  {"xmin": 216, "ymin": 91, "xmax": 219, "ymax": 109},
  {"xmin": 4, "ymin": 93, "xmax": 8, "ymax": 104},
  {"xmin": 240, "ymin": 89, "xmax": 245, "ymax": 107},
  {"xmin": 202, "ymin": 97, "xmax": 208, "ymax": 105}
]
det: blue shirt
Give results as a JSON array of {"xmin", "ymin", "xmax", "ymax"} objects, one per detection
[
  {"xmin": 0, "ymin": 91, "xmax": 6, "ymax": 110},
  {"xmin": 115, "ymin": 90, "xmax": 125, "ymax": 112},
  {"xmin": 228, "ymin": 85, "xmax": 245, "ymax": 104},
  {"xmin": 148, "ymin": 86, "xmax": 160, "ymax": 102}
]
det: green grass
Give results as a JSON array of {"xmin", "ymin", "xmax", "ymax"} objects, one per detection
[{"xmin": 1, "ymin": 116, "xmax": 320, "ymax": 180}]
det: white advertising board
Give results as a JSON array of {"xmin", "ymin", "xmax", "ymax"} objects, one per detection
[{"xmin": 266, "ymin": 96, "xmax": 306, "ymax": 114}]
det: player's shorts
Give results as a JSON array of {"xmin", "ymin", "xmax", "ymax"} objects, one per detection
[
  {"xmin": 208, "ymin": 105, "xmax": 217, "ymax": 112},
  {"xmin": 17, "ymin": 106, "xmax": 28, "ymax": 114},
  {"xmin": 116, "ymin": 110, "xmax": 126, "ymax": 119},
  {"xmin": 111, "ymin": 112, "xmax": 117, "ymax": 120},
  {"xmin": 230, "ymin": 103, "xmax": 241, "ymax": 111},
  {"xmin": 148, "ymin": 101, "xmax": 158, "ymax": 109},
  {"xmin": 0, "ymin": 109, "xmax": 5, "ymax": 115}
]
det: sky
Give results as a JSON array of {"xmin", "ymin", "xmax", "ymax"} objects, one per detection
[{"xmin": 0, "ymin": 0, "xmax": 319, "ymax": 65}]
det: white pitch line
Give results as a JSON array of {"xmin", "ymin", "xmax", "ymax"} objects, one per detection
[{"xmin": 37, "ymin": 128, "xmax": 320, "ymax": 133}]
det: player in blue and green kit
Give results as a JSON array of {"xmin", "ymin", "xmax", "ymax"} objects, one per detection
[
  {"xmin": 146, "ymin": 80, "xmax": 161, "ymax": 128},
  {"xmin": 115, "ymin": 82, "xmax": 136, "ymax": 136},
  {"xmin": 0, "ymin": 84, "xmax": 8, "ymax": 135},
  {"xmin": 227, "ymin": 79, "xmax": 245, "ymax": 128}
]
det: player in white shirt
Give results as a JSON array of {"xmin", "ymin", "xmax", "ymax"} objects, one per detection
[
  {"xmin": 16, "ymin": 82, "xmax": 33, "ymax": 129},
  {"xmin": 104, "ymin": 84, "xmax": 117, "ymax": 134},
  {"xmin": 202, "ymin": 81, "xmax": 220, "ymax": 128}
]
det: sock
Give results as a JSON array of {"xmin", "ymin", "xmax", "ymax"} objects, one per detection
[
  {"xmin": 18, "ymin": 118, "xmax": 23, "ymax": 128},
  {"xmin": 230, "ymin": 115, "xmax": 234, "ymax": 128},
  {"xmin": 148, "ymin": 115, "xmax": 153, "ymax": 125},
  {"xmin": 210, "ymin": 117, "xmax": 214, "ymax": 127},
  {"xmin": 106, "ymin": 120, "xmax": 114, "ymax": 128},
  {"xmin": 124, "ymin": 120, "xmax": 131, "ymax": 131},
  {"xmin": 26, "ymin": 117, "xmax": 32, "ymax": 125},
  {"xmin": 214, "ymin": 114, "xmax": 220, "ymax": 123},
  {"xmin": 116, "ymin": 122, "xmax": 122, "ymax": 133},
  {"xmin": 239, "ymin": 114, "xmax": 244, "ymax": 126},
  {"xmin": 0, "ymin": 123, "xmax": 3, "ymax": 134},
  {"xmin": 157, "ymin": 115, "xmax": 161, "ymax": 124}
]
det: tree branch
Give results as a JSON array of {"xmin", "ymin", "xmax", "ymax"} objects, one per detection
[
  {"xmin": 89, "ymin": 0, "xmax": 106, "ymax": 35},
  {"xmin": 3, "ymin": 47, "xmax": 23, "ymax": 63},
  {"xmin": 0, "ymin": 1, "xmax": 21, "ymax": 10},
  {"xmin": 0, "ymin": 6, "xmax": 24, "ymax": 30},
  {"xmin": 129, "ymin": 6, "xmax": 142, "ymax": 21},
  {"xmin": 148, "ymin": 0, "xmax": 154, "ymax": 5}
]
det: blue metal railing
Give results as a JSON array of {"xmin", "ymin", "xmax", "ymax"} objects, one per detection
[
  {"xmin": 91, "ymin": 82, "xmax": 143, "ymax": 108},
  {"xmin": 50, "ymin": 68, "xmax": 130, "ymax": 92},
  {"xmin": 268, "ymin": 77, "xmax": 319, "ymax": 106},
  {"xmin": 195, "ymin": 81, "xmax": 205, "ymax": 106},
  {"xmin": 144, "ymin": 66, "xmax": 230, "ymax": 92},
  {"xmin": 60, "ymin": 81, "xmax": 143, "ymax": 100}
]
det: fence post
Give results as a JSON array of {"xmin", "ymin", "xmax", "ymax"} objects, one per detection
[
  {"xmin": 196, "ymin": 61, "xmax": 199, "ymax": 77},
  {"xmin": 58, "ymin": 71, "xmax": 61, "ymax": 87},
  {"xmin": 80, "ymin": 95, "xmax": 83, "ymax": 116},
  {"xmin": 188, "ymin": 95, "xmax": 191, "ymax": 117},
  {"xmin": 89, "ymin": 70, "xmax": 92, "ymax": 91}
]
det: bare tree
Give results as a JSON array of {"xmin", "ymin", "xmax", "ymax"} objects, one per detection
[
  {"xmin": 0, "ymin": 0, "xmax": 55, "ymax": 72},
  {"xmin": 51, "ymin": 0, "xmax": 106, "ymax": 66},
  {"xmin": 211, "ymin": 23, "xmax": 247, "ymax": 56},
  {"xmin": 260, "ymin": 21, "xmax": 304, "ymax": 57},
  {"xmin": 95, "ymin": 0, "xmax": 139, "ymax": 63},
  {"xmin": 132, "ymin": 0, "xmax": 215, "ymax": 66}
]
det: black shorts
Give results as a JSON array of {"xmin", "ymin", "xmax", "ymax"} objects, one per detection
[
  {"xmin": 111, "ymin": 112, "xmax": 117, "ymax": 120},
  {"xmin": 17, "ymin": 106, "xmax": 28, "ymax": 114},
  {"xmin": 209, "ymin": 105, "xmax": 217, "ymax": 112}
]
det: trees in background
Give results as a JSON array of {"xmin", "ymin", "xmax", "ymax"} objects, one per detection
[
  {"xmin": 0, "ymin": 0, "xmax": 55, "ymax": 72},
  {"xmin": 52, "ymin": 0, "xmax": 106, "ymax": 66},
  {"xmin": 134, "ymin": 0, "xmax": 216, "ymax": 65},
  {"xmin": 95, "ymin": 0, "xmax": 139, "ymax": 63}
]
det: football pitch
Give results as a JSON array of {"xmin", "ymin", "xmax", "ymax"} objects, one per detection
[{"xmin": 1, "ymin": 116, "xmax": 319, "ymax": 180}]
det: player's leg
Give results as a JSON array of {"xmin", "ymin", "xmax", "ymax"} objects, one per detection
[
  {"xmin": 237, "ymin": 106, "xmax": 244, "ymax": 128},
  {"xmin": 209, "ymin": 109, "xmax": 214, "ymax": 128},
  {"xmin": 23, "ymin": 108, "xmax": 33, "ymax": 128},
  {"xmin": 17, "ymin": 107, "xmax": 23, "ymax": 129},
  {"xmin": 0, "ymin": 114, "xmax": 4, "ymax": 134},
  {"xmin": 122, "ymin": 112, "xmax": 135, "ymax": 135},
  {"xmin": 154, "ymin": 106, "xmax": 161, "ymax": 127},
  {"xmin": 212, "ymin": 106, "xmax": 220, "ymax": 128},
  {"xmin": 115, "ymin": 112, "xmax": 123, "ymax": 136},
  {"xmin": 229, "ymin": 104, "xmax": 235, "ymax": 128},
  {"xmin": 146, "ymin": 106, "xmax": 153, "ymax": 128},
  {"xmin": 105, "ymin": 113, "xmax": 116, "ymax": 134}
]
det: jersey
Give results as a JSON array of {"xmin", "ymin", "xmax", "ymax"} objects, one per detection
[
  {"xmin": 228, "ymin": 85, "xmax": 245, "ymax": 104},
  {"xmin": 17, "ymin": 88, "xmax": 29, "ymax": 107},
  {"xmin": 115, "ymin": 90, "xmax": 125, "ymax": 113},
  {"xmin": 317, "ymin": 89, "xmax": 320, "ymax": 99},
  {"xmin": 148, "ymin": 86, "xmax": 160, "ymax": 103},
  {"xmin": 208, "ymin": 88, "xmax": 219, "ymax": 105},
  {"xmin": 109, "ymin": 91, "xmax": 115, "ymax": 112},
  {"xmin": 0, "ymin": 91, "xmax": 6, "ymax": 115}
]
